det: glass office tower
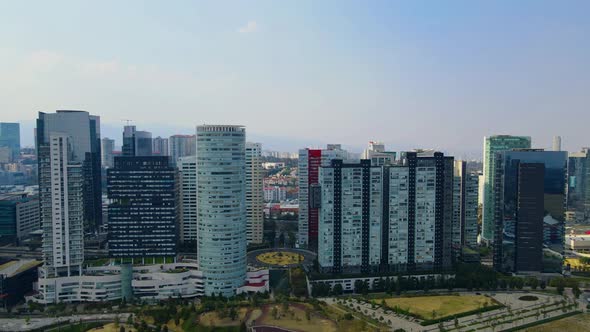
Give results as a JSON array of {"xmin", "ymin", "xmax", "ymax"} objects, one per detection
[
  {"xmin": 482, "ymin": 135, "xmax": 531, "ymax": 242},
  {"xmin": 493, "ymin": 149, "xmax": 567, "ymax": 273}
]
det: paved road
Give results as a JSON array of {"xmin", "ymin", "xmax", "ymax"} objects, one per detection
[{"xmin": 0, "ymin": 313, "xmax": 130, "ymax": 332}]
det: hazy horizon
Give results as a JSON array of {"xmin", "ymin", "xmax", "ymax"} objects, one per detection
[{"xmin": 2, "ymin": 1, "xmax": 589, "ymax": 158}]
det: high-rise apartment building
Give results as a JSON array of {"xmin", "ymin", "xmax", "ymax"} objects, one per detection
[
  {"xmin": 38, "ymin": 133, "xmax": 84, "ymax": 278},
  {"xmin": 169, "ymin": 135, "xmax": 196, "ymax": 166},
  {"xmin": 0, "ymin": 123, "xmax": 20, "ymax": 162},
  {"xmin": 178, "ymin": 156, "xmax": 198, "ymax": 244},
  {"xmin": 567, "ymin": 148, "xmax": 590, "ymax": 221},
  {"xmin": 482, "ymin": 135, "xmax": 531, "ymax": 242},
  {"xmin": 107, "ymin": 156, "xmax": 177, "ymax": 261},
  {"xmin": 298, "ymin": 144, "xmax": 348, "ymax": 251},
  {"xmin": 452, "ymin": 161, "xmax": 479, "ymax": 252},
  {"xmin": 317, "ymin": 151, "xmax": 454, "ymax": 274},
  {"xmin": 318, "ymin": 159, "xmax": 383, "ymax": 274},
  {"xmin": 245, "ymin": 142, "xmax": 264, "ymax": 245},
  {"xmin": 493, "ymin": 149, "xmax": 567, "ymax": 273},
  {"xmin": 101, "ymin": 137, "xmax": 115, "ymax": 168},
  {"xmin": 122, "ymin": 126, "xmax": 152, "ymax": 157},
  {"xmin": 196, "ymin": 125, "xmax": 247, "ymax": 297},
  {"xmin": 152, "ymin": 136, "xmax": 169, "ymax": 156},
  {"xmin": 36, "ymin": 111, "xmax": 102, "ymax": 233}
]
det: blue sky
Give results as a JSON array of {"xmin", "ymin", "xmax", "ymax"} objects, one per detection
[{"xmin": 1, "ymin": 1, "xmax": 589, "ymax": 157}]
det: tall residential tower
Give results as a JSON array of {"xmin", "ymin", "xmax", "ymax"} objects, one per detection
[
  {"xmin": 245, "ymin": 142, "xmax": 264, "ymax": 244},
  {"xmin": 196, "ymin": 125, "xmax": 247, "ymax": 296}
]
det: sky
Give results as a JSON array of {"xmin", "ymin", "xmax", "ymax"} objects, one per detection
[{"xmin": 1, "ymin": 1, "xmax": 589, "ymax": 158}]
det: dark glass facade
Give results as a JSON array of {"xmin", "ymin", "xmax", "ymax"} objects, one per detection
[
  {"xmin": 493, "ymin": 149, "xmax": 567, "ymax": 273},
  {"xmin": 107, "ymin": 156, "xmax": 177, "ymax": 259}
]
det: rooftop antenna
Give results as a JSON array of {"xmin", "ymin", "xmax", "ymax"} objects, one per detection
[{"xmin": 122, "ymin": 119, "xmax": 134, "ymax": 126}]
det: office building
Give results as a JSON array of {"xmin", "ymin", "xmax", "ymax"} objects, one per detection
[
  {"xmin": 298, "ymin": 144, "xmax": 348, "ymax": 251},
  {"xmin": 567, "ymin": 148, "xmax": 590, "ymax": 221},
  {"xmin": 152, "ymin": 136, "xmax": 169, "ymax": 156},
  {"xmin": 29, "ymin": 261, "xmax": 268, "ymax": 304},
  {"xmin": 0, "ymin": 193, "xmax": 40, "ymax": 243},
  {"xmin": 196, "ymin": 125, "xmax": 246, "ymax": 297},
  {"xmin": 493, "ymin": 149, "xmax": 567, "ymax": 273},
  {"xmin": 482, "ymin": 135, "xmax": 531, "ymax": 242},
  {"xmin": 169, "ymin": 134, "xmax": 196, "ymax": 165},
  {"xmin": 317, "ymin": 151, "xmax": 454, "ymax": 274},
  {"xmin": 361, "ymin": 141, "xmax": 396, "ymax": 166},
  {"xmin": 178, "ymin": 156, "xmax": 198, "ymax": 244},
  {"xmin": 101, "ymin": 137, "xmax": 115, "ymax": 168},
  {"xmin": 0, "ymin": 123, "xmax": 20, "ymax": 162},
  {"xmin": 107, "ymin": 156, "xmax": 177, "ymax": 261},
  {"xmin": 122, "ymin": 126, "xmax": 152, "ymax": 156},
  {"xmin": 246, "ymin": 142, "xmax": 264, "ymax": 244},
  {"xmin": 36, "ymin": 111, "xmax": 102, "ymax": 233},
  {"xmin": 452, "ymin": 161, "xmax": 479, "ymax": 252}
]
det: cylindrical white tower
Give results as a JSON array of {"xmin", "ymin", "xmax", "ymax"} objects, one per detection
[{"xmin": 196, "ymin": 125, "xmax": 247, "ymax": 297}]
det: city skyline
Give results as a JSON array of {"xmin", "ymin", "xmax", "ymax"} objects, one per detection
[{"xmin": 2, "ymin": 1, "xmax": 590, "ymax": 156}]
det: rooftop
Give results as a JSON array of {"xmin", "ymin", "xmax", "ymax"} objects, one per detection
[{"xmin": 0, "ymin": 259, "xmax": 42, "ymax": 278}]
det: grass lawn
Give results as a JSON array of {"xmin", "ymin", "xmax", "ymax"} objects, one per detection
[
  {"xmin": 256, "ymin": 251, "xmax": 304, "ymax": 265},
  {"xmin": 523, "ymin": 313, "xmax": 590, "ymax": 332},
  {"xmin": 258, "ymin": 303, "xmax": 337, "ymax": 332},
  {"xmin": 383, "ymin": 295, "xmax": 496, "ymax": 320},
  {"xmin": 88, "ymin": 323, "xmax": 136, "ymax": 332},
  {"xmin": 199, "ymin": 307, "xmax": 249, "ymax": 327}
]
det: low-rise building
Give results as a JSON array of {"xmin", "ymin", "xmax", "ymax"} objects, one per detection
[{"xmin": 30, "ymin": 262, "xmax": 269, "ymax": 304}]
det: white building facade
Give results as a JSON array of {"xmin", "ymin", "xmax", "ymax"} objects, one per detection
[
  {"xmin": 39, "ymin": 134, "xmax": 84, "ymax": 278},
  {"xmin": 245, "ymin": 142, "xmax": 264, "ymax": 244}
]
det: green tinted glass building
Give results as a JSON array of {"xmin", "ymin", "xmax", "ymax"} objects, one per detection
[{"xmin": 482, "ymin": 135, "xmax": 531, "ymax": 242}]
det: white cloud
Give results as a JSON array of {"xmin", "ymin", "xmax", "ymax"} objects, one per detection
[{"xmin": 237, "ymin": 21, "xmax": 258, "ymax": 33}]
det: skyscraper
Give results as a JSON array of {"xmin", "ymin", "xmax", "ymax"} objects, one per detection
[
  {"xmin": 298, "ymin": 144, "xmax": 348, "ymax": 251},
  {"xmin": 152, "ymin": 136, "xmax": 169, "ymax": 156},
  {"xmin": 101, "ymin": 137, "xmax": 115, "ymax": 168},
  {"xmin": 493, "ymin": 149, "xmax": 567, "ymax": 273},
  {"xmin": 482, "ymin": 135, "xmax": 531, "ymax": 242},
  {"xmin": 245, "ymin": 142, "xmax": 264, "ymax": 245},
  {"xmin": 317, "ymin": 151, "xmax": 455, "ymax": 274},
  {"xmin": 0, "ymin": 123, "xmax": 20, "ymax": 161},
  {"xmin": 197, "ymin": 125, "xmax": 246, "ymax": 297},
  {"xmin": 169, "ymin": 134, "xmax": 196, "ymax": 166},
  {"xmin": 452, "ymin": 161, "xmax": 479, "ymax": 252},
  {"xmin": 36, "ymin": 110, "xmax": 102, "ymax": 233},
  {"xmin": 567, "ymin": 148, "xmax": 590, "ymax": 221},
  {"xmin": 178, "ymin": 155, "xmax": 198, "ymax": 244},
  {"xmin": 107, "ymin": 156, "xmax": 177, "ymax": 261},
  {"xmin": 38, "ymin": 133, "xmax": 84, "ymax": 277},
  {"xmin": 122, "ymin": 126, "xmax": 152, "ymax": 157},
  {"xmin": 318, "ymin": 159, "xmax": 383, "ymax": 274}
]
